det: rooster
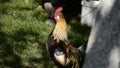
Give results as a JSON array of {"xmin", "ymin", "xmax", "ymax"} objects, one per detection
[{"xmin": 46, "ymin": 7, "xmax": 86, "ymax": 68}]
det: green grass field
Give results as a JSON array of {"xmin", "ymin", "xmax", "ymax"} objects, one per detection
[{"xmin": 0, "ymin": 0, "xmax": 90, "ymax": 68}]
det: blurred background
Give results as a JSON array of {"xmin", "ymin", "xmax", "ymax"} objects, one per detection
[{"xmin": 0, "ymin": 0, "xmax": 90, "ymax": 68}]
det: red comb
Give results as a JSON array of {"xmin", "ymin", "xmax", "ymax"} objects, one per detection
[
  {"xmin": 55, "ymin": 7, "xmax": 63, "ymax": 15},
  {"xmin": 56, "ymin": 7, "xmax": 63, "ymax": 12}
]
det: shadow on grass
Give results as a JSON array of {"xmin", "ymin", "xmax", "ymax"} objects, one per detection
[{"xmin": 0, "ymin": 23, "xmax": 23, "ymax": 68}]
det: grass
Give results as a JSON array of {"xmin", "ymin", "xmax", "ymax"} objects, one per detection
[{"xmin": 0, "ymin": 0, "xmax": 90, "ymax": 68}]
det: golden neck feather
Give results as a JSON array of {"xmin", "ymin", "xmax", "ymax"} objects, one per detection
[{"xmin": 53, "ymin": 13, "xmax": 67, "ymax": 41}]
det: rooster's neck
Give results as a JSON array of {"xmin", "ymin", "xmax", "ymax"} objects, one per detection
[{"xmin": 53, "ymin": 13, "xmax": 67, "ymax": 42}]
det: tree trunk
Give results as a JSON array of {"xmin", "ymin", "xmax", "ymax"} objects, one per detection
[{"xmin": 81, "ymin": 0, "xmax": 120, "ymax": 68}]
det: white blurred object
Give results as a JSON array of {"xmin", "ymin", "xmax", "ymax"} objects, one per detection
[
  {"xmin": 81, "ymin": 0, "xmax": 100, "ymax": 27},
  {"xmin": 44, "ymin": 2, "xmax": 55, "ymax": 18}
]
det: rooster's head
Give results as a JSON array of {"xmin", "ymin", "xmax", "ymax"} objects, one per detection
[{"xmin": 54, "ymin": 7, "xmax": 63, "ymax": 22}]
